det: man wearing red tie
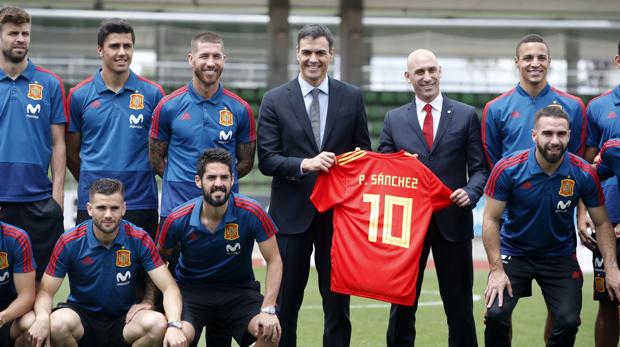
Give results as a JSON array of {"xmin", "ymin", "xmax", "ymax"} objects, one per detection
[{"xmin": 379, "ymin": 49, "xmax": 488, "ymax": 347}]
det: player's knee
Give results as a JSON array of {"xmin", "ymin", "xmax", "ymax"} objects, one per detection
[
  {"xmin": 15, "ymin": 311, "xmax": 35, "ymax": 331},
  {"xmin": 139, "ymin": 311, "xmax": 167, "ymax": 339},
  {"xmin": 50, "ymin": 314, "xmax": 74, "ymax": 340}
]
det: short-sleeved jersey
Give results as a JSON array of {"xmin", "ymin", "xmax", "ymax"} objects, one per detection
[
  {"xmin": 149, "ymin": 82, "xmax": 256, "ymax": 217},
  {"xmin": 484, "ymin": 148, "xmax": 603, "ymax": 256},
  {"xmin": 482, "ymin": 83, "xmax": 586, "ymax": 168},
  {"xmin": 156, "ymin": 193, "xmax": 276, "ymax": 285},
  {"xmin": 45, "ymin": 220, "xmax": 163, "ymax": 316},
  {"xmin": 310, "ymin": 150, "xmax": 453, "ymax": 305},
  {"xmin": 586, "ymin": 86, "xmax": 620, "ymax": 223},
  {"xmin": 0, "ymin": 222, "xmax": 35, "ymax": 309},
  {"xmin": 597, "ymin": 139, "xmax": 620, "ymax": 186},
  {"xmin": 67, "ymin": 70, "xmax": 164, "ymax": 210},
  {"xmin": 0, "ymin": 61, "xmax": 67, "ymax": 202}
]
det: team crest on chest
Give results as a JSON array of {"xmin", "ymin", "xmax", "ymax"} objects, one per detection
[
  {"xmin": 559, "ymin": 179, "xmax": 575, "ymax": 197},
  {"xmin": 27, "ymin": 84, "xmax": 43, "ymax": 100},
  {"xmin": 129, "ymin": 94, "xmax": 144, "ymax": 110},
  {"xmin": 115, "ymin": 249, "xmax": 131, "ymax": 267},
  {"xmin": 224, "ymin": 223, "xmax": 239, "ymax": 241},
  {"xmin": 0, "ymin": 252, "xmax": 8, "ymax": 270},
  {"xmin": 219, "ymin": 109, "xmax": 234, "ymax": 126}
]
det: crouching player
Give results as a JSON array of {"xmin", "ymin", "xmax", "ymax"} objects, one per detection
[
  {"xmin": 0, "ymin": 221, "xmax": 35, "ymax": 347},
  {"xmin": 153, "ymin": 148, "xmax": 282, "ymax": 347},
  {"xmin": 24, "ymin": 179, "xmax": 187, "ymax": 347}
]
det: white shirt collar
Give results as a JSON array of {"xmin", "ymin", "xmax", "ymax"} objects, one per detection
[
  {"xmin": 298, "ymin": 75, "xmax": 329, "ymax": 97},
  {"xmin": 415, "ymin": 93, "xmax": 443, "ymax": 113}
]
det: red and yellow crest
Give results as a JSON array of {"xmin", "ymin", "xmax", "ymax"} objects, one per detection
[
  {"xmin": 115, "ymin": 249, "xmax": 131, "ymax": 267},
  {"xmin": 224, "ymin": 223, "xmax": 239, "ymax": 241},
  {"xmin": 27, "ymin": 84, "xmax": 43, "ymax": 100},
  {"xmin": 129, "ymin": 94, "xmax": 144, "ymax": 110},
  {"xmin": 559, "ymin": 179, "xmax": 575, "ymax": 197},
  {"xmin": 595, "ymin": 276, "xmax": 606, "ymax": 293},
  {"xmin": 219, "ymin": 109, "xmax": 233, "ymax": 126},
  {"xmin": 0, "ymin": 252, "xmax": 8, "ymax": 270}
]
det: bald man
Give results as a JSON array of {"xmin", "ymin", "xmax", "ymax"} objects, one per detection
[{"xmin": 379, "ymin": 49, "xmax": 488, "ymax": 347}]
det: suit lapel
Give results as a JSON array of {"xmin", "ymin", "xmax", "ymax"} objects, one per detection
[
  {"xmin": 321, "ymin": 78, "xmax": 341, "ymax": 150},
  {"xmin": 286, "ymin": 79, "xmax": 319, "ymax": 151},
  {"xmin": 432, "ymin": 96, "xmax": 454, "ymax": 153},
  {"xmin": 408, "ymin": 100, "xmax": 431, "ymax": 153}
]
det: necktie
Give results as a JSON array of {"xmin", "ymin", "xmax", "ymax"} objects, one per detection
[
  {"xmin": 422, "ymin": 103, "xmax": 434, "ymax": 149},
  {"xmin": 310, "ymin": 88, "xmax": 321, "ymax": 148}
]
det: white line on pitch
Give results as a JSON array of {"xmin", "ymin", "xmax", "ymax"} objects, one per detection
[{"xmin": 300, "ymin": 292, "xmax": 482, "ymax": 310}]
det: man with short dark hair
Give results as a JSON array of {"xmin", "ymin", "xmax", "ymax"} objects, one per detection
[
  {"xmin": 26, "ymin": 178, "xmax": 187, "ymax": 347},
  {"xmin": 483, "ymin": 107, "xmax": 620, "ymax": 347},
  {"xmin": 482, "ymin": 34, "xmax": 586, "ymax": 166},
  {"xmin": 258, "ymin": 23, "xmax": 371, "ymax": 346},
  {"xmin": 0, "ymin": 5, "xmax": 66, "ymax": 282},
  {"xmin": 0, "ymin": 221, "xmax": 35, "ymax": 347},
  {"xmin": 155, "ymin": 148, "xmax": 282, "ymax": 347},
  {"xmin": 149, "ymin": 31, "xmax": 256, "ymax": 226},
  {"xmin": 67, "ymin": 18, "xmax": 164, "ymax": 240}
]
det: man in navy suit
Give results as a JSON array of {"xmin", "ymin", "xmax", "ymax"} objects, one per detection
[
  {"xmin": 379, "ymin": 49, "xmax": 488, "ymax": 347},
  {"xmin": 257, "ymin": 24, "xmax": 370, "ymax": 347}
]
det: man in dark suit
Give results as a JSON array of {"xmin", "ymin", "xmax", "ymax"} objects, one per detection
[
  {"xmin": 257, "ymin": 24, "xmax": 370, "ymax": 347},
  {"xmin": 379, "ymin": 49, "xmax": 488, "ymax": 347}
]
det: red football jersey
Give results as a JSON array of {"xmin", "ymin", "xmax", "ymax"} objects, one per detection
[{"xmin": 310, "ymin": 150, "xmax": 453, "ymax": 305}]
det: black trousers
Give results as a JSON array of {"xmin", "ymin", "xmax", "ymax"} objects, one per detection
[
  {"xmin": 387, "ymin": 218, "xmax": 478, "ymax": 347},
  {"xmin": 277, "ymin": 211, "xmax": 351, "ymax": 347},
  {"xmin": 484, "ymin": 255, "xmax": 582, "ymax": 347}
]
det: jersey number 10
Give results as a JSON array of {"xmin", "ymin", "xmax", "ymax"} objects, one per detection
[{"xmin": 362, "ymin": 194, "xmax": 412, "ymax": 249}]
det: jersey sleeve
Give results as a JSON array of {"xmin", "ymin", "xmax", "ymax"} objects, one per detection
[
  {"xmin": 249, "ymin": 206, "xmax": 278, "ymax": 243},
  {"xmin": 9, "ymin": 232, "xmax": 35, "ymax": 273},
  {"xmin": 135, "ymin": 230, "xmax": 164, "ymax": 271},
  {"xmin": 580, "ymin": 165, "xmax": 604, "ymax": 208},
  {"xmin": 50, "ymin": 76, "xmax": 68, "ymax": 125},
  {"xmin": 484, "ymin": 158, "xmax": 512, "ymax": 201},
  {"xmin": 482, "ymin": 103, "xmax": 502, "ymax": 168},
  {"xmin": 145, "ymin": 86, "xmax": 165, "ymax": 130},
  {"xmin": 598, "ymin": 144, "xmax": 620, "ymax": 181},
  {"xmin": 310, "ymin": 160, "xmax": 348, "ymax": 212},
  {"xmin": 67, "ymin": 89, "xmax": 83, "ymax": 132},
  {"xmin": 586, "ymin": 105, "xmax": 601, "ymax": 148},
  {"xmin": 149, "ymin": 99, "xmax": 173, "ymax": 141},
  {"xmin": 424, "ymin": 165, "xmax": 453, "ymax": 211},
  {"xmin": 45, "ymin": 237, "xmax": 72, "ymax": 278},
  {"xmin": 567, "ymin": 100, "xmax": 587, "ymax": 157},
  {"xmin": 235, "ymin": 101, "xmax": 257, "ymax": 144},
  {"xmin": 156, "ymin": 215, "xmax": 185, "ymax": 250}
]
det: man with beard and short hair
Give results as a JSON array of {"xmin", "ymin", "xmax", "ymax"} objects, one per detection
[
  {"xmin": 0, "ymin": 5, "xmax": 66, "ymax": 282},
  {"xmin": 482, "ymin": 106, "xmax": 620, "ymax": 347},
  {"xmin": 154, "ymin": 148, "xmax": 282, "ymax": 347},
  {"xmin": 25, "ymin": 178, "xmax": 187, "ymax": 347},
  {"xmin": 149, "ymin": 31, "xmax": 256, "ymax": 227}
]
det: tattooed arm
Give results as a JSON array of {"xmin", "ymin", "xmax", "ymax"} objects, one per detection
[
  {"xmin": 149, "ymin": 137, "xmax": 169, "ymax": 177},
  {"xmin": 236, "ymin": 141, "xmax": 256, "ymax": 178}
]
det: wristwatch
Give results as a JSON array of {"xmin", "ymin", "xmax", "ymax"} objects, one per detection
[
  {"xmin": 167, "ymin": 320, "xmax": 183, "ymax": 329},
  {"xmin": 260, "ymin": 305, "xmax": 277, "ymax": 315}
]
